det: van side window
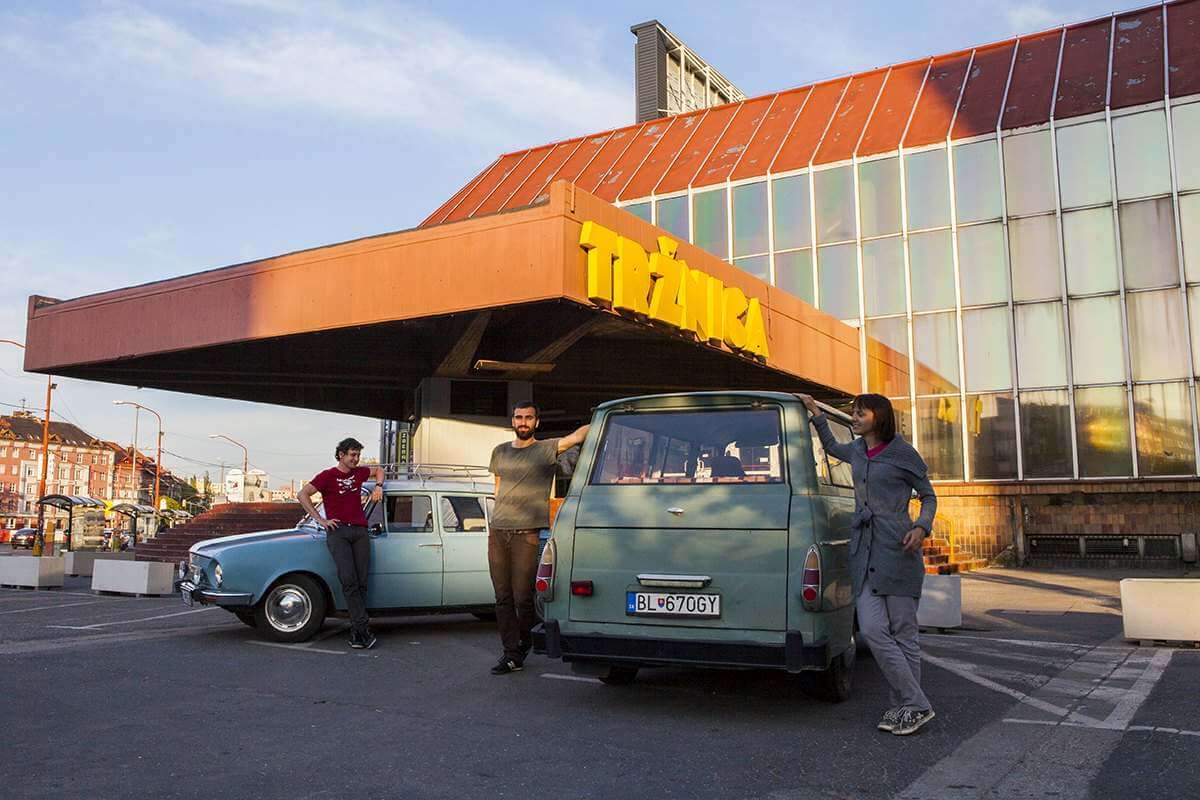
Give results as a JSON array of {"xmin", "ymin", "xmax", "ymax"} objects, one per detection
[
  {"xmin": 825, "ymin": 419, "xmax": 855, "ymax": 489},
  {"xmin": 386, "ymin": 495, "xmax": 434, "ymax": 532},
  {"xmin": 440, "ymin": 496, "xmax": 488, "ymax": 532},
  {"xmin": 808, "ymin": 423, "xmax": 832, "ymax": 486}
]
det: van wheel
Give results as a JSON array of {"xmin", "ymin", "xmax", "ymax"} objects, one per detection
[
  {"xmin": 802, "ymin": 634, "xmax": 855, "ymax": 702},
  {"xmin": 233, "ymin": 610, "xmax": 256, "ymax": 628},
  {"xmin": 472, "ymin": 611, "xmax": 497, "ymax": 622},
  {"xmin": 254, "ymin": 574, "xmax": 327, "ymax": 643},
  {"xmin": 600, "ymin": 665, "xmax": 639, "ymax": 686}
]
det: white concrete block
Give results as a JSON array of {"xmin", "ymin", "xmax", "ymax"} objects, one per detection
[
  {"xmin": 918, "ymin": 573, "xmax": 962, "ymax": 629},
  {"xmin": 0, "ymin": 555, "xmax": 65, "ymax": 588},
  {"xmin": 63, "ymin": 551, "xmax": 135, "ymax": 577},
  {"xmin": 91, "ymin": 560, "xmax": 176, "ymax": 596},
  {"xmin": 1120, "ymin": 578, "xmax": 1200, "ymax": 643}
]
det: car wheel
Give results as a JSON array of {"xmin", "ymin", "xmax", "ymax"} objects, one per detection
[
  {"xmin": 472, "ymin": 611, "xmax": 497, "ymax": 622},
  {"xmin": 233, "ymin": 610, "xmax": 256, "ymax": 628},
  {"xmin": 599, "ymin": 665, "xmax": 639, "ymax": 686},
  {"xmin": 254, "ymin": 574, "xmax": 327, "ymax": 643},
  {"xmin": 801, "ymin": 633, "xmax": 855, "ymax": 703}
]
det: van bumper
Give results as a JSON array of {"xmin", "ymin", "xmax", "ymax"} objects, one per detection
[{"xmin": 533, "ymin": 621, "xmax": 829, "ymax": 673}]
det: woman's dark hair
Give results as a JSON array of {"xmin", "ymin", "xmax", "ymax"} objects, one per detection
[
  {"xmin": 335, "ymin": 437, "xmax": 364, "ymax": 458},
  {"xmin": 853, "ymin": 394, "xmax": 896, "ymax": 442}
]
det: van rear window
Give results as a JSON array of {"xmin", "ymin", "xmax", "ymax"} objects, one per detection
[{"xmin": 590, "ymin": 408, "xmax": 784, "ymax": 485}]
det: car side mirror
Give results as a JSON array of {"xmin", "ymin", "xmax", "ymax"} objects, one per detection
[{"xmin": 369, "ymin": 523, "xmax": 385, "ymax": 536}]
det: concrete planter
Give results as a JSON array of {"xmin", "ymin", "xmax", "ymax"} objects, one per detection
[
  {"xmin": 918, "ymin": 573, "xmax": 962, "ymax": 630},
  {"xmin": 0, "ymin": 555, "xmax": 65, "ymax": 588},
  {"xmin": 91, "ymin": 560, "xmax": 176, "ymax": 596},
  {"xmin": 1120, "ymin": 578, "xmax": 1200, "ymax": 643},
  {"xmin": 63, "ymin": 551, "xmax": 136, "ymax": 577}
]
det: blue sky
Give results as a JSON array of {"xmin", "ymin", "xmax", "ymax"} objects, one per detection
[{"xmin": 0, "ymin": 0, "xmax": 1119, "ymax": 487}]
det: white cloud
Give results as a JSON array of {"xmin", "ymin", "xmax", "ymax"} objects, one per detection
[{"xmin": 1004, "ymin": 3, "xmax": 1064, "ymax": 34}]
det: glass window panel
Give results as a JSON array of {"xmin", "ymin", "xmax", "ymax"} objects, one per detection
[
  {"xmin": 1055, "ymin": 121, "xmax": 1112, "ymax": 208},
  {"xmin": 1120, "ymin": 198, "xmax": 1179, "ymax": 289},
  {"xmin": 1183, "ymin": 194, "xmax": 1200, "ymax": 284},
  {"xmin": 863, "ymin": 237, "xmax": 905, "ymax": 316},
  {"xmin": 732, "ymin": 182, "xmax": 768, "ymax": 257},
  {"xmin": 693, "ymin": 188, "xmax": 728, "ymax": 258},
  {"xmin": 1127, "ymin": 288, "xmax": 1189, "ymax": 381},
  {"xmin": 775, "ymin": 249, "xmax": 814, "ymax": 304},
  {"xmin": 1069, "ymin": 296, "xmax": 1126, "ymax": 385},
  {"xmin": 904, "ymin": 148, "xmax": 950, "ymax": 231},
  {"xmin": 1134, "ymin": 382, "xmax": 1196, "ymax": 476},
  {"xmin": 909, "ymin": 230, "xmax": 956, "ymax": 312},
  {"xmin": 957, "ymin": 223, "xmax": 1009, "ymax": 305},
  {"xmin": 1003, "ymin": 130, "xmax": 1056, "ymax": 216},
  {"xmin": 1015, "ymin": 302, "xmax": 1068, "ymax": 388},
  {"xmin": 1020, "ymin": 390, "xmax": 1073, "ymax": 478},
  {"xmin": 734, "ymin": 255, "xmax": 770, "ymax": 282},
  {"xmin": 1190, "ymin": 286, "xmax": 1200, "ymax": 376},
  {"xmin": 913, "ymin": 312, "xmax": 960, "ymax": 393},
  {"xmin": 656, "ymin": 196, "xmax": 689, "ymax": 241},
  {"xmin": 953, "ymin": 139, "xmax": 1003, "ymax": 223},
  {"xmin": 1112, "ymin": 111, "xmax": 1172, "ymax": 201},
  {"xmin": 859, "ymin": 157, "xmax": 901, "ymax": 237},
  {"xmin": 1009, "ymin": 214, "xmax": 1061, "ymax": 301},
  {"xmin": 915, "ymin": 397, "xmax": 964, "ymax": 480},
  {"xmin": 866, "ymin": 317, "xmax": 909, "ymax": 397},
  {"xmin": 625, "ymin": 202, "xmax": 652, "ymax": 223},
  {"xmin": 891, "ymin": 397, "xmax": 913, "ymax": 440},
  {"xmin": 1175, "ymin": 102, "xmax": 1200, "ymax": 191},
  {"xmin": 967, "ymin": 392, "xmax": 1018, "ymax": 479},
  {"xmin": 814, "ymin": 166, "xmax": 855, "ymax": 243},
  {"xmin": 1075, "ymin": 386, "xmax": 1132, "ymax": 478},
  {"xmin": 772, "ymin": 175, "xmax": 811, "ymax": 251},
  {"xmin": 817, "ymin": 243, "xmax": 859, "ymax": 320},
  {"xmin": 1063, "ymin": 207, "xmax": 1120, "ymax": 295},
  {"xmin": 962, "ymin": 307, "xmax": 1013, "ymax": 392}
]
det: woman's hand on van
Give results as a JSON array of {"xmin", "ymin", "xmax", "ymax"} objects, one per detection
[
  {"xmin": 901, "ymin": 527, "xmax": 926, "ymax": 554},
  {"xmin": 796, "ymin": 393, "xmax": 819, "ymax": 416}
]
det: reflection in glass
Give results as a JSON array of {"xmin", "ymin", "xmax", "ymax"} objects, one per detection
[
  {"xmin": 866, "ymin": 317, "xmax": 910, "ymax": 397},
  {"xmin": 1134, "ymin": 382, "xmax": 1196, "ymax": 476},
  {"xmin": 1127, "ymin": 289, "xmax": 1189, "ymax": 381},
  {"xmin": 916, "ymin": 396, "xmax": 964, "ymax": 480},
  {"xmin": 1009, "ymin": 215, "xmax": 1062, "ymax": 301},
  {"xmin": 818, "ymin": 243, "xmax": 859, "ymax": 320},
  {"xmin": 1063, "ymin": 207, "xmax": 1119, "ymax": 295},
  {"xmin": 953, "ymin": 139, "xmax": 1003, "ymax": 223},
  {"xmin": 1120, "ymin": 198, "xmax": 1179, "ymax": 289},
  {"xmin": 1055, "ymin": 121, "xmax": 1112, "ymax": 208},
  {"xmin": 905, "ymin": 149, "xmax": 950, "ymax": 231},
  {"xmin": 913, "ymin": 312, "xmax": 960, "ymax": 393},
  {"xmin": 1175, "ymin": 102, "xmax": 1200, "ymax": 191},
  {"xmin": 1190, "ymin": 286, "xmax": 1200, "ymax": 376},
  {"xmin": 775, "ymin": 249, "xmax": 814, "ymax": 304},
  {"xmin": 1075, "ymin": 386, "xmax": 1132, "ymax": 478},
  {"xmin": 734, "ymin": 255, "xmax": 770, "ymax": 282},
  {"xmin": 909, "ymin": 230, "xmax": 956, "ymax": 312},
  {"xmin": 859, "ymin": 158, "xmax": 901, "ymax": 237},
  {"xmin": 1003, "ymin": 130, "xmax": 1056, "ymax": 217},
  {"xmin": 732, "ymin": 182, "xmax": 769, "ymax": 257},
  {"xmin": 815, "ymin": 167, "xmax": 855, "ymax": 244},
  {"xmin": 1182, "ymin": 194, "xmax": 1200, "ymax": 284},
  {"xmin": 625, "ymin": 202, "xmax": 652, "ymax": 222},
  {"xmin": 957, "ymin": 223, "xmax": 1009, "ymax": 306},
  {"xmin": 772, "ymin": 175, "xmax": 811, "ymax": 251},
  {"xmin": 863, "ymin": 237, "xmax": 905, "ymax": 316},
  {"xmin": 962, "ymin": 307, "xmax": 1013, "ymax": 392},
  {"xmin": 1020, "ymin": 390, "xmax": 1073, "ymax": 478},
  {"xmin": 1112, "ymin": 111, "xmax": 1172, "ymax": 201},
  {"xmin": 656, "ymin": 196, "xmax": 689, "ymax": 241},
  {"xmin": 891, "ymin": 397, "xmax": 913, "ymax": 440},
  {"xmin": 967, "ymin": 393, "xmax": 1018, "ymax": 479},
  {"xmin": 1069, "ymin": 296, "xmax": 1126, "ymax": 385},
  {"xmin": 1015, "ymin": 302, "xmax": 1067, "ymax": 388},
  {"xmin": 693, "ymin": 188, "xmax": 728, "ymax": 258}
]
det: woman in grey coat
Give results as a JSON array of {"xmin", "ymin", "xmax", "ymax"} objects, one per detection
[{"xmin": 797, "ymin": 392, "xmax": 938, "ymax": 736}]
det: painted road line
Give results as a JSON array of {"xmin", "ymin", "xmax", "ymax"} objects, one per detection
[
  {"xmin": 0, "ymin": 600, "xmax": 102, "ymax": 615},
  {"xmin": 541, "ymin": 673, "xmax": 602, "ymax": 684},
  {"xmin": 1006, "ymin": 718, "xmax": 1200, "ymax": 738},
  {"xmin": 0, "ymin": 590, "xmax": 98, "ymax": 601},
  {"xmin": 247, "ymin": 640, "xmax": 347, "ymax": 656},
  {"xmin": 46, "ymin": 606, "xmax": 217, "ymax": 630},
  {"xmin": 1098, "ymin": 648, "xmax": 1173, "ymax": 730},
  {"xmin": 922, "ymin": 632, "xmax": 1123, "ymax": 652},
  {"xmin": 921, "ymin": 651, "xmax": 1083, "ymax": 720},
  {"xmin": 297, "ymin": 624, "xmax": 351, "ymax": 648},
  {"xmin": 0, "ymin": 623, "xmax": 231, "ymax": 656}
]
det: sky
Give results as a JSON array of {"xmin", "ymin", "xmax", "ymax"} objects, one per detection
[{"xmin": 0, "ymin": 0, "xmax": 1122, "ymax": 488}]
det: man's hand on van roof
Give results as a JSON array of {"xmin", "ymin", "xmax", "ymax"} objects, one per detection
[{"xmin": 557, "ymin": 424, "xmax": 590, "ymax": 454}]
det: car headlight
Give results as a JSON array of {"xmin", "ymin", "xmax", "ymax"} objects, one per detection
[{"xmin": 213, "ymin": 563, "xmax": 223, "ymax": 588}]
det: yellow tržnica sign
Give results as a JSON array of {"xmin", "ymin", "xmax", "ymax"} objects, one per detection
[{"xmin": 578, "ymin": 221, "xmax": 769, "ymax": 359}]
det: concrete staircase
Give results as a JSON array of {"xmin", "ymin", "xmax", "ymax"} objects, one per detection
[
  {"xmin": 923, "ymin": 535, "xmax": 989, "ymax": 575},
  {"xmin": 135, "ymin": 503, "xmax": 305, "ymax": 565}
]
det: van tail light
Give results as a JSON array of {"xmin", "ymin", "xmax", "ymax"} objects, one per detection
[
  {"xmin": 535, "ymin": 538, "xmax": 556, "ymax": 598},
  {"xmin": 801, "ymin": 546, "xmax": 822, "ymax": 611},
  {"xmin": 570, "ymin": 580, "xmax": 593, "ymax": 597}
]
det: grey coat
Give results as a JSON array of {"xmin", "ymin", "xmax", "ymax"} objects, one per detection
[{"xmin": 812, "ymin": 415, "xmax": 937, "ymax": 599}]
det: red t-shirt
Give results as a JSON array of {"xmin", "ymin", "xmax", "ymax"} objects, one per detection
[{"xmin": 311, "ymin": 466, "xmax": 371, "ymax": 526}]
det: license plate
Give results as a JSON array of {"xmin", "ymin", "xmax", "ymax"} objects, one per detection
[
  {"xmin": 179, "ymin": 581, "xmax": 195, "ymax": 607},
  {"xmin": 626, "ymin": 591, "xmax": 720, "ymax": 618}
]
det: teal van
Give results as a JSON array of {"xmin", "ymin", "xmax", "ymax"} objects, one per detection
[{"xmin": 533, "ymin": 391, "xmax": 858, "ymax": 700}]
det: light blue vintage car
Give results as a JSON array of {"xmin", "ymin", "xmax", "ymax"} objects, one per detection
[{"xmin": 176, "ymin": 466, "xmax": 496, "ymax": 642}]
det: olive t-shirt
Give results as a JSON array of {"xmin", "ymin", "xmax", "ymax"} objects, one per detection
[{"xmin": 489, "ymin": 438, "xmax": 560, "ymax": 530}]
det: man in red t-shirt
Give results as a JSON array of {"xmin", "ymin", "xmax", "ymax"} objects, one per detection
[{"xmin": 299, "ymin": 437, "xmax": 384, "ymax": 649}]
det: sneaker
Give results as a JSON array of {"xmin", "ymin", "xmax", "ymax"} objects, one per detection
[
  {"xmin": 892, "ymin": 708, "xmax": 936, "ymax": 736},
  {"xmin": 490, "ymin": 657, "xmax": 523, "ymax": 675},
  {"xmin": 519, "ymin": 640, "xmax": 532, "ymax": 660},
  {"xmin": 361, "ymin": 630, "xmax": 378, "ymax": 650},
  {"xmin": 349, "ymin": 631, "xmax": 366, "ymax": 649},
  {"xmin": 877, "ymin": 708, "xmax": 902, "ymax": 732}
]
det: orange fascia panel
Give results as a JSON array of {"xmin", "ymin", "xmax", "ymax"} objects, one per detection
[
  {"xmin": 1110, "ymin": 7, "xmax": 1165, "ymax": 109},
  {"xmin": 591, "ymin": 119, "xmax": 674, "ymax": 201},
  {"xmin": 618, "ymin": 110, "xmax": 708, "ymax": 200},
  {"xmin": 571, "ymin": 125, "xmax": 641, "ymax": 192},
  {"xmin": 503, "ymin": 139, "xmax": 583, "ymax": 209},
  {"xmin": 731, "ymin": 87, "xmax": 809, "ymax": 181},
  {"xmin": 420, "ymin": 158, "xmax": 499, "ymax": 227},
  {"xmin": 952, "ymin": 41, "xmax": 1017, "ymax": 139},
  {"xmin": 814, "ymin": 69, "xmax": 888, "ymax": 165},
  {"xmin": 442, "ymin": 151, "xmax": 528, "ymax": 223},
  {"xmin": 858, "ymin": 59, "xmax": 929, "ymax": 157},
  {"xmin": 473, "ymin": 144, "xmax": 555, "ymax": 216},
  {"xmin": 1168, "ymin": 0, "xmax": 1200, "ymax": 98},
  {"xmin": 1002, "ymin": 30, "xmax": 1064, "ymax": 130},
  {"xmin": 692, "ymin": 94, "xmax": 777, "ymax": 190},
  {"xmin": 771, "ymin": 78, "xmax": 850, "ymax": 173},
  {"xmin": 654, "ymin": 103, "xmax": 741, "ymax": 195},
  {"xmin": 904, "ymin": 51, "xmax": 972, "ymax": 147},
  {"xmin": 1055, "ymin": 19, "xmax": 1113, "ymax": 119}
]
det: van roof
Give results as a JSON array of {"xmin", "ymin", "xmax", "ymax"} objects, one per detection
[{"xmin": 595, "ymin": 391, "xmax": 850, "ymax": 420}]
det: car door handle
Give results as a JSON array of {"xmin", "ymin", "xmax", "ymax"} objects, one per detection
[
  {"xmin": 666, "ymin": 507, "xmax": 685, "ymax": 516},
  {"xmin": 418, "ymin": 543, "xmax": 443, "ymax": 548}
]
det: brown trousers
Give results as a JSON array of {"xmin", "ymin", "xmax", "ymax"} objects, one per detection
[{"xmin": 487, "ymin": 528, "xmax": 541, "ymax": 662}]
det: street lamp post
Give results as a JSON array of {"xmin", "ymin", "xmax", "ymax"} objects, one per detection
[
  {"xmin": 209, "ymin": 434, "xmax": 249, "ymax": 502},
  {"xmin": 113, "ymin": 400, "xmax": 163, "ymax": 512},
  {"xmin": 1, "ymin": 339, "xmax": 56, "ymax": 557}
]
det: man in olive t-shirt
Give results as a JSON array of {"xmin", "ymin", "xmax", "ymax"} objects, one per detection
[{"xmin": 486, "ymin": 401, "xmax": 589, "ymax": 675}]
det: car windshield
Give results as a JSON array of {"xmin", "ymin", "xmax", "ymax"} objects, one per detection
[{"xmin": 590, "ymin": 407, "xmax": 784, "ymax": 485}]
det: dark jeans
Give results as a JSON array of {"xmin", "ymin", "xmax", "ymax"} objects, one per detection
[
  {"xmin": 326, "ymin": 525, "xmax": 370, "ymax": 637},
  {"xmin": 488, "ymin": 528, "xmax": 540, "ymax": 662}
]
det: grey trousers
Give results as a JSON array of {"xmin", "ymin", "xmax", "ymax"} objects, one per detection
[{"xmin": 856, "ymin": 582, "xmax": 931, "ymax": 712}]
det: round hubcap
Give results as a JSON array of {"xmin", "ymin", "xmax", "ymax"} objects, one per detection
[{"xmin": 265, "ymin": 584, "xmax": 312, "ymax": 632}]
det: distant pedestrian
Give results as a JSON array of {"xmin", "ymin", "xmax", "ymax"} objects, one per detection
[
  {"xmin": 298, "ymin": 437, "xmax": 384, "ymax": 650},
  {"xmin": 797, "ymin": 393, "xmax": 938, "ymax": 736},
  {"xmin": 487, "ymin": 402, "xmax": 589, "ymax": 675}
]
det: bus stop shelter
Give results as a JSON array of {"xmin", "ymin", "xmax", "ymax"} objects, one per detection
[
  {"xmin": 36, "ymin": 495, "xmax": 107, "ymax": 551},
  {"xmin": 111, "ymin": 503, "xmax": 159, "ymax": 547}
]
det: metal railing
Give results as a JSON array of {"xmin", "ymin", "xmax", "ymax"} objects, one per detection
[{"xmin": 376, "ymin": 463, "xmax": 493, "ymax": 490}]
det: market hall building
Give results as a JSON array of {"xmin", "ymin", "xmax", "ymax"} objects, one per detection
[{"xmin": 23, "ymin": 2, "xmax": 1200, "ymax": 567}]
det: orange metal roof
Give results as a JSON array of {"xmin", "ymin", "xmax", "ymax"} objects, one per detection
[
  {"xmin": 652, "ymin": 102, "xmax": 740, "ymax": 195},
  {"xmin": 858, "ymin": 58, "xmax": 930, "ymax": 157},
  {"xmin": 952, "ymin": 41, "xmax": 1018, "ymax": 139},
  {"xmin": 1055, "ymin": 19, "xmax": 1113, "ymax": 119},
  {"xmin": 618, "ymin": 110, "xmax": 707, "ymax": 199},
  {"xmin": 1003, "ymin": 30, "xmax": 1064, "ymax": 130},
  {"xmin": 1170, "ymin": 0, "xmax": 1200, "ymax": 96},
  {"xmin": 692, "ymin": 94, "xmax": 777, "ymax": 189},
  {"xmin": 729, "ymin": 88, "xmax": 808, "ymax": 181},
  {"xmin": 770, "ymin": 78, "xmax": 850, "ymax": 173},
  {"xmin": 1111, "ymin": 6, "xmax": 1165, "ymax": 108},
  {"xmin": 904, "ymin": 50, "xmax": 972, "ymax": 147},
  {"xmin": 814, "ymin": 69, "xmax": 888, "ymax": 164}
]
